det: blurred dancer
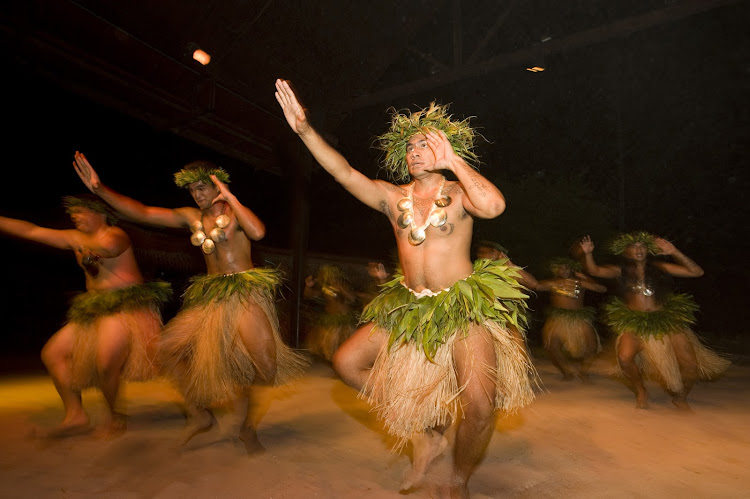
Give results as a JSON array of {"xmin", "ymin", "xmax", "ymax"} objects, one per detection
[
  {"xmin": 0, "ymin": 196, "xmax": 170, "ymax": 438},
  {"xmin": 74, "ymin": 153, "xmax": 307, "ymax": 452},
  {"xmin": 475, "ymin": 240, "xmax": 538, "ymax": 290},
  {"xmin": 303, "ymin": 265, "xmax": 359, "ymax": 361},
  {"xmin": 536, "ymin": 258, "xmax": 606, "ymax": 380},
  {"xmin": 580, "ymin": 233, "xmax": 729, "ymax": 409},
  {"xmin": 277, "ymin": 79, "xmax": 535, "ymax": 497}
]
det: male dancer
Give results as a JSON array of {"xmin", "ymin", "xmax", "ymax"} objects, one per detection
[
  {"xmin": 580, "ymin": 233, "xmax": 729, "ymax": 409},
  {"xmin": 535, "ymin": 258, "xmax": 606, "ymax": 380},
  {"xmin": 74, "ymin": 152, "xmax": 307, "ymax": 452},
  {"xmin": 0, "ymin": 196, "xmax": 170, "ymax": 437},
  {"xmin": 276, "ymin": 80, "xmax": 536, "ymax": 497}
]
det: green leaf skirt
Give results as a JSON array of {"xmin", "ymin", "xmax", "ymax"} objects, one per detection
[
  {"xmin": 67, "ymin": 281, "xmax": 172, "ymax": 324},
  {"xmin": 360, "ymin": 258, "xmax": 530, "ymax": 360},
  {"xmin": 603, "ymin": 293, "xmax": 698, "ymax": 340}
]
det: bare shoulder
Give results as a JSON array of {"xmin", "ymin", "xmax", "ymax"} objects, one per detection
[
  {"xmin": 174, "ymin": 206, "xmax": 201, "ymax": 224},
  {"xmin": 373, "ymin": 179, "xmax": 406, "ymax": 219},
  {"xmin": 444, "ymin": 180, "xmax": 465, "ymax": 196},
  {"xmin": 375, "ymin": 179, "xmax": 404, "ymax": 195}
]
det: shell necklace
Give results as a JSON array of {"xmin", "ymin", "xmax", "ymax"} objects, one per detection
[
  {"xmin": 396, "ymin": 176, "xmax": 452, "ymax": 246},
  {"xmin": 189, "ymin": 203, "xmax": 230, "ymax": 254}
]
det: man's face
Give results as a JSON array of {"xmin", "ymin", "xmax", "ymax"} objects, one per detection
[
  {"xmin": 69, "ymin": 208, "xmax": 105, "ymax": 233},
  {"xmin": 623, "ymin": 242, "xmax": 648, "ymax": 262},
  {"xmin": 476, "ymin": 246, "xmax": 501, "ymax": 261},
  {"xmin": 405, "ymin": 134, "xmax": 436, "ymax": 177},
  {"xmin": 552, "ymin": 265, "xmax": 573, "ymax": 279},
  {"xmin": 188, "ymin": 180, "xmax": 219, "ymax": 210}
]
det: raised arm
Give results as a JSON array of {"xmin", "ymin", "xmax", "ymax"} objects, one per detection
[
  {"xmin": 74, "ymin": 151, "xmax": 195, "ymax": 229},
  {"xmin": 0, "ymin": 215, "xmax": 75, "ymax": 250},
  {"xmin": 652, "ymin": 238, "xmax": 704, "ymax": 278},
  {"xmin": 579, "ymin": 235, "xmax": 621, "ymax": 279},
  {"xmin": 275, "ymin": 79, "xmax": 392, "ymax": 212},
  {"xmin": 499, "ymin": 252, "xmax": 538, "ymax": 290},
  {"xmin": 574, "ymin": 272, "xmax": 608, "ymax": 293},
  {"xmin": 424, "ymin": 130, "xmax": 505, "ymax": 219},
  {"xmin": 210, "ymin": 174, "xmax": 265, "ymax": 241}
]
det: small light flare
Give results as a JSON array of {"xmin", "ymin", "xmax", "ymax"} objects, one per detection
[
  {"xmin": 526, "ymin": 66, "xmax": 545, "ymax": 72},
  {"xmin": 192, "ymin": 49, "xmax": 211, "ymax": 66}
]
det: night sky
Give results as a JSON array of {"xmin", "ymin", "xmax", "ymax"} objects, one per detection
[{"xmin": 0, "ymin": 3, "xmax": 748, "ymax": 359}]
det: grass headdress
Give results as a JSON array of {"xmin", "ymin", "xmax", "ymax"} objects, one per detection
[
  {"xmin": 174, "ymin": 161, "xmax": 230, "ymax": 188},
  {"xmin": 63, "ymin": 195, "xmax": 118, "ymax": 225},
  {"xmin": 609, "ymin": 231, "xmax": 660, "ymax": 255},
  {"xmin": 375, "ymin": 102, "xmax": 479, "ymax": 183},
  {"xmin": 548, "ymin": 257, "xmax": 582, "ymax": 274},
  {"xmin": 476, "ymin": 240, "xmax": 509, "ymax": 255}
]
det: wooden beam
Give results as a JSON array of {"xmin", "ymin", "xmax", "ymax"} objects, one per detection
[{"xmin": 333, "ymin": 0, "xmax": 743, "ymax": 113}]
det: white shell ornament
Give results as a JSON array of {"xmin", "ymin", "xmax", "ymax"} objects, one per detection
[
  {"xmin": 215, "ymin": 214, "xmax": 230, "ymax": 229},
  {"xmin": 397, "ymin": 211, "xmax": 413, "ymax": 229},
  {"xmin": 397, "ymin": 198, "xmax": 413, "ymax": 211},
  {"xmin": 191, "ymin": 221, "xmax": 204, "ymax": 233},
  {"xmin": 643, "ymin": 287, "xmax": 654, "ymax": 297},
  {"xmin": 190, "ymin": 231, "xmax": 207, "ymax": 246},
  {"xmin": 209, "ymin": 227, "xmax": 227, "ymax": 243},
  {"xmin": 201, "ymin": 238, "xmax": 216, "ymax": 254},
  {"xmin": 434, "ymin": 196, "xmax": 452, "ymax": 208},
  {"xmin": 428, "ymin": 208, "xmax": 447, "ymax": 227},
  {"xmin": 408, "ymin": 227, "xmax": 426, "ymax": 245}
]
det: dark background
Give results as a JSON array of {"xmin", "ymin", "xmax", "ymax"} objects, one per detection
[{"xmin": 0, "ymin": 1, "xmax": 747, "ymax": 364}]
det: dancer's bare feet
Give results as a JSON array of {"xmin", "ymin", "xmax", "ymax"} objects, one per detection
[
  {"xmin": 94, "ymin": 413, "xmax": 127, "ymax": 440},
  {"xmin": 180, "ymin": 409, "xmax": 216, "ymax": 445},
  {"xmin": 424, "ymin": 475, "xmax": 470, "ymax": 499},
  {"xmin": 239, "ymin": 426, "xmax": 266, "ymax": 455},
  {"xmin": 401, "ymin": 429, "xmax": 448, "ymax": 491},
  {"xmin": 671, "ymin": 395, "xmax": 693, "ymax": 412},
  {"xmin": 635, "ymin": 389, "xmax": 649, "ymax": 409},
  {"xmin": 34, "ymin": 412, "xmax": 91, "ymax": 439}
]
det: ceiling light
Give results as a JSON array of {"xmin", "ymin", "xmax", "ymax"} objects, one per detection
[
  {"xmin": 185, "ymin": 42, "xmax": 211, "ymax": 66},
  {"xmin": 192, "ymin": 48, "xmax": 211, "ymax": 65}
]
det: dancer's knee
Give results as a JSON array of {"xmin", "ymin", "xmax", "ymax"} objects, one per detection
[{"xmin": 331, "ymin": 347, "xmax": 353, "ymax": 382}]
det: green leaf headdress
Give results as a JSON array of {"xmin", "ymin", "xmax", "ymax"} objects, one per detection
[
  {"xmin": 609, "ymin": 231, "xmax": 660, "ymax": 255},
  {"xmin": 476, "ymin": 240, "xmax": 509, "ymax": 255},
  {"xmin": 173, "ymin": 160, "xmax": 230, "ymax": 188},
  {"xmin": 375, "ymin": 102, "xmax": 480, "ymax": 183},
  {"xmin": 63, "ymin": 195, "xmax": 118, "ymax": 226},
  {"xmin": 548, "ymin": 257, "xmax": 582, "ymax": 274}
]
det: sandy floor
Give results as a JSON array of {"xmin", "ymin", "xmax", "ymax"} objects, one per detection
[{"xmin": 0, "ymin": 353, "xmax": 748, "ymax": 498}]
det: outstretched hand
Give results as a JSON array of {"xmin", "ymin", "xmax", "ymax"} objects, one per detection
[
  {"xmin": 275, "ymin": 79, "xmax": 310, "ymax": 135},
  {"xmin": 209, "ymin": 174, "xmax": 232, "ymax": 205},
  {"xmin": 73, "ymin": 151, "xmax": 101, "ymax": 193},
  {"xmin": 579, "ymin": 235, "xmax": 595, "ymax": 254},
  {"xmin": 424, "ymin": 130, "xmax": 459, "ymax": 172},
  {"xmin": 655, "ymin": 237, "xmax": 676, "ymax": 255}
]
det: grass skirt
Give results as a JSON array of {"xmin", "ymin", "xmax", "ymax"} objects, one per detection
[
  {"xmin": 159, "ymin": 270, "xmax": 308, "ymax": 407},
  {"xmin": 606, "ymin": 295, "xmax": 730, "ymax": 392},
  {"xmin": 69, "ymin": 282, "xmax": 171, "ymax": 390},
  {"xmin": 306, "ymin": 312, "xmax": 358, "ymax": 361},
  {"xmin": 360, "ymin": 260, "xmax": 536, "ymax": 448},
  {"xmin": 542, "ymin": 307, "xmax": 600, "ymax": 358}
]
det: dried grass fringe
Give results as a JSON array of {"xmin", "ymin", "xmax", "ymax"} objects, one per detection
[
  {"xmin": 361, "ymin": 321, "xmax": 537, "ymax": 451},
  {"xmin": 542, "ymin": 315, "xmax": 601, "ymax": 358},
  {"xmin": 159, "ymin": 288, "xmax": 308, "ymax": 407},
  {"xmin": 616, "ymin": 329, "xmax": 731, "ymax": 392},
  {"xmin": 71, "ymin": 306, "xmax": 163, "ymax": 390}
]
